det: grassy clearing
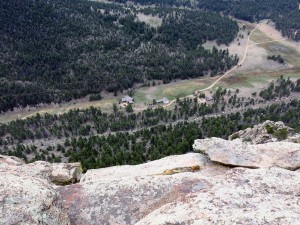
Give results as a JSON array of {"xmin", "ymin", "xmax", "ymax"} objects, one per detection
[
  {"xmin": 250, "ymin": 24, "xmax": 300, "ymax": 67},
  {"xmin": 2, "ymin": 21, "xmax": 300, "ymax": 124},
  {"xmin": 250, "ymin": 29, "xmax": 273, "ymax": 43},
  {"xmin": 137, "ymin": 13, "xmax": 162, "ymax": 28},
  {"xmin": 0, "ymin": 97, "xmax": 118, "ymax": 123},
  {"xmin": 133, "ymin": 78, "xmax": 215, "ymax": 103},
  {"xmin": 260, "ymin": 42, "xmax": 300, "ymax": 67},
  {"xmin": 220, "ymin": 69, "xmax": 300, "ymax": 90}
]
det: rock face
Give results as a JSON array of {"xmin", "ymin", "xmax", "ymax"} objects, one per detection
[
  {"xmin": 0, "ymin": 169, "xmax": 71, "ymax": 225},
  {"xmin": 228, "ymin": 120, "xmax": 296, "ymax": 144},
  {"xmin": 0, "ymin": 156, "xmax": 82, "ymax": 225},
  {"xmin": 137, "ymin": 167, "xmax": 300, "ymax": 225},
  {"xmin": 2, "ymin": 121, "xmax": 300, "ymax": 224},
  {"xmin": 58, "ymin": 153, "xmax": 221, "ymax": 225},
  {"xmin": 193, "ymin": 137, "xmax": 300, "ymax": 170},
  {"xmin": 59, "ymin": 151, "xmax": 300, "ymax": 225}
]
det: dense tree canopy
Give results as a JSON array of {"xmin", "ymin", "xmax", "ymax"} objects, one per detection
[
  {"xmin": 0, "ymin": 0, "xmax": 239, "ymax": 112},
  {"xmin": 1, "ymin": 79, "xmax": 300, "ymax": 171},
  {"xmin": 116, "ymin": 0, "xmax": 300, "ymax": 41},
  {"xmin": 3, "ymin": 99, "xmax": 300, "ymax": 172}
]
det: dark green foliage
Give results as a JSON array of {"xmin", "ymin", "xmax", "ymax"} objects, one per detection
[
  {"xmin": 268, "ymin": 55, "xmax": 285, "ymax": 64},
  {"xmin": 259, "ymin": 77, "xmax": 295, "ymax": 100},
  {"xmin": 89, "ymin": 94, "xmax": 102, "ymax": 101},
  {"xmin": 125, "ymin": 104, "xmax": 134, "ymax": 113},
  {"xmin": 0, "ymin": 0, "xmax": 239, "ymax": 112},
  {"xmin": 65, "ymin": 122, "xmax": 202, "ymax": 172},
  {"xmin": 2, "ymin": 97, "xmax": 300, "ymax": 171},
  {"xmin": 265, "ymin": 124, "xmax": 274, "ymax": 134},
  {"xmin": 120, "ymin": 0, "xmax": 300, "ymax": 41},
  {"xmin": 274, "ymin": 128, "xmax": 288, "ymax": 140},
  {"xmin": 1, "ymin": 79, "xmax": 299, "ymax": 145},
  {"xmin": 157, "ymin": 11, "xmax": 238, "ymax": 48},
  {"xmin": 265, "ymin": 124, "xmax": 288, "ymax": 140}
]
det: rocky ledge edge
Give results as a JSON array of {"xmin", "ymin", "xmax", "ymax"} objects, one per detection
[{"xmin": 1, "ymin": 120, "xmax": 300, "ymax": 225}]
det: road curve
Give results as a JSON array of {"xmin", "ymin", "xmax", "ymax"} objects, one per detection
[
  {"xmin": 164, "ymin": 23, "xmax": 262, "ymax": 107},
  {"xmin": 196, "ymin": 23, "xmax": 261, "ymax": 93}
]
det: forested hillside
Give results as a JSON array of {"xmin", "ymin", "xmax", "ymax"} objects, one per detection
[
  {"xmin": 0, "ymin": 0, "xmax": 239, "ymax": 112},
  {"xmin": 1, "ymin": 78, "xmax": 300, "ymax": 171},
  {"xmin": 197, "ymin": 0, "xmax": 300, "ymax": 41},
  {"xmin": 117, "ymin": 0, "xmax": 300, "ymax": 41},
  {"xmin": 2, "ymin": 99, "xmax": 300, "ymax": 172}
]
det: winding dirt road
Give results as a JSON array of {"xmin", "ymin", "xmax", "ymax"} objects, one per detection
[
  {"xmin": 196, "ymin": 23, "xmax": 261, "ymax": 93},
  {"xmin": 164, "ymin": 22, "xmax": 289, "ymax": 107}
]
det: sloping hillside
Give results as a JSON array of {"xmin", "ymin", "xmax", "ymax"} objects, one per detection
[{"xmin": 0, "ymin": 0, "xmax": 239, "ymax": 112}]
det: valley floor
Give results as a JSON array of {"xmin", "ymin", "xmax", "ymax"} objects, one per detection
[{"xmin": 1, "ymin": 19, "xmax": 300, "ymax": 123}]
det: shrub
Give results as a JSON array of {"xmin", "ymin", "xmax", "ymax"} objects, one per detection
[
  {"xmin": 274, "ymin": 128, "xmax": 288, "ymax": 140},
  {"xmin": 265, "ymin": 124, "xmax": 274, "ymax": 134}
]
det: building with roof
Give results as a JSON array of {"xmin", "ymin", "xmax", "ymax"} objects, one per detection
[
  {"xmin": 120, "ymin": 95, "xmax": 134, "ymax": 104},
  {"xmin": 155, "ymin": 97, "xmax": 170, "ymax": 104},
  {"xmin": 205, "ymin": 96, "xmax": 214, "ymax": 101}
]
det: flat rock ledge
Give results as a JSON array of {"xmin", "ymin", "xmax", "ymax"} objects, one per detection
[
  {"xmin": 193, "ymin": 137, "xmax": 300, "ymax": 170},
  {"xmin": 2, "ymin": 121, "xmax": 300, "ymax": 224}
]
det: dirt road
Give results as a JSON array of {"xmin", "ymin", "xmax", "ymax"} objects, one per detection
[
  {"xmin": 163, "ymin": 23, "xmax": 262, "ymax": 107},
  {"xmin": 163, "ymin": 22, "xmax": 293, "ymax": 108}
]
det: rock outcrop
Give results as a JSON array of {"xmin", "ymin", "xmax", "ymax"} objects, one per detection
[
  {"xmin": 228, "ymin": 120, "xmax": 296, "ymax": 144},
  {"xmin": 1, "ymin": 121, "xmax": 300, "ymax": 224},
  {"xmin": 0, "ymin": 155, "xmax": 82, "ymax": 185},
  {"xmin": 193, "ymin": 137, "xmax": 300, "ymax": 170},
  {"xmin": 137, "ymin": 167, "xmax": 300, "ymax": 225},
  {"xmin": 0, "ymin": 169, "xmax": 71, "ymax": 225},
  {"xmin": 58, "ymin": 153, "xmax": 222, "ymax": 225},
  {"xmin": 194, "ymin": 121, "xmax": 300, "ymax": 170},
  {"xmin": 0, "ymin": 156, "xmax": 82, "ymax": 224}
]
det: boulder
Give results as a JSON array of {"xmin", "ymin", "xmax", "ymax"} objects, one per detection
[
  {"xmin": 51, "ymin": 162, "xmax": 82, "ymax": 185},
  {"xmin": 0, "ymin": 171, "xmax": 70, "ymax": 225},
  {"xmin": 80, "ymin": 152, "xmax": 209, "ymax": 182},
  {"xmin": 0, "ymin": 155, "xmax": 82, "ymax": 185},
  {"xmin": 193, "ymin": 137, "xmax": 300, "ymax": 170},
  {"xmin": 228, "ymin": 120, "xmax": 294, "ymax": 144}
]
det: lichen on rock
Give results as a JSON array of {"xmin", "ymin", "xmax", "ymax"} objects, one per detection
[{"xmin": 159, "ymin": 165, "xmax": 201, "ymax": 175}]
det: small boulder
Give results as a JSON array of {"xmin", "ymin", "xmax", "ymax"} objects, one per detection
[
  {"xmin": 51, "ymin": 162, "xmax": 82, "ymax": 185},
  {"xmin": 0, "ymin": 155, "xmax": 82, "ymax": 185}
]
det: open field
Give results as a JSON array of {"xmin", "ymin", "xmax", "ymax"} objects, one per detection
[
  {"xmin": 0, "ymin": 97, "xmax": 118, "ymax": 123},
  {"xmin": 250, "ymin": 29, "xmax": 273, "ymax": 43},
  {"xmin": 205, "ymin": 20, "xmax": 300, "ymax": 89},
  {"xmin": 219, "ymin": 69, "xmax": 300, "ymax": 91},
  {"xmin": 133, "ymin": 78, "xmax": 215, "ymax": 103},
  {"xmin": 1, "ymin": 19, "xmax": 300, "ymax": 123},
  {"xmin": 136, "ymin": 12, "xmax": 162, "ymax": 28}
]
